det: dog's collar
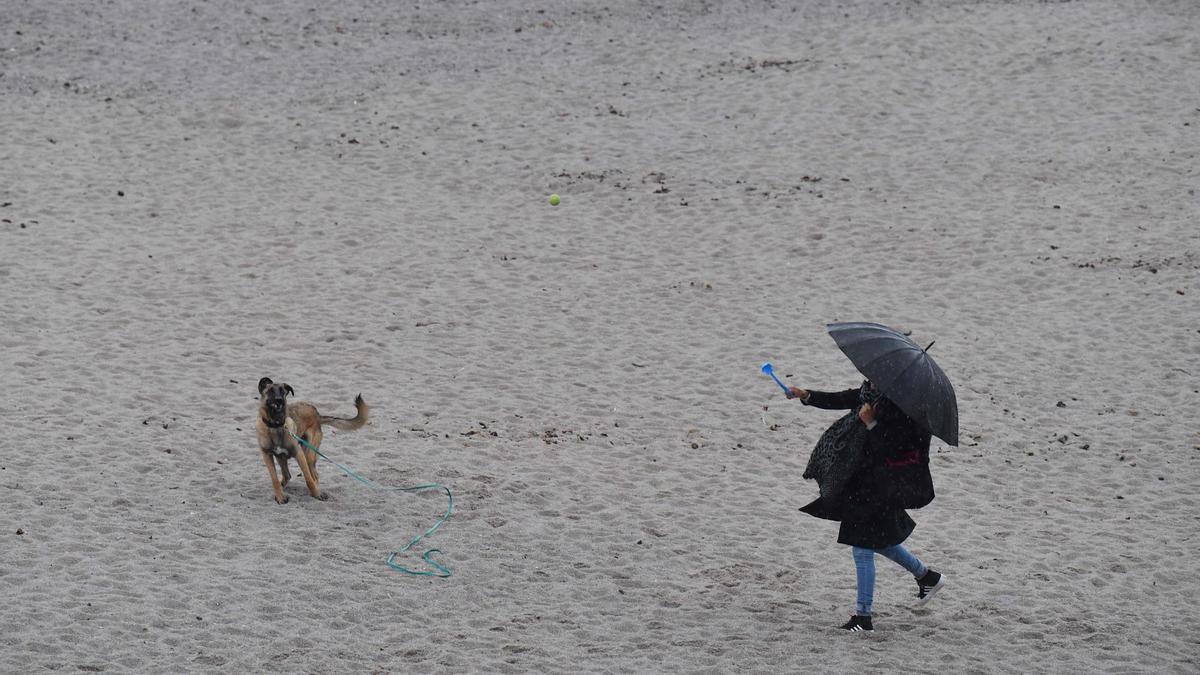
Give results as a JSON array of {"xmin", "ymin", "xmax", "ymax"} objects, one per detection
[{"xmin": 262, "ymin": 416, "xmax": 286, "ymax": 429}]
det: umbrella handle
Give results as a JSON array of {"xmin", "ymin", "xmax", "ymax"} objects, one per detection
[{"xmin": 760, "ymin": 362, "xmax": 791, "ymax": 395}]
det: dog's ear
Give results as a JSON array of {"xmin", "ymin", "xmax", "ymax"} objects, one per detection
[
  {"xmin": 258, "ymin": 377, "xmax": 273, "ymax": 396},
  {"xmin": 283, "ymin": 384, "xmax": 295, "ymax": 397}
]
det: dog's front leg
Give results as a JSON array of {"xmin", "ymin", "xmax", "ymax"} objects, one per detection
[
  {"xmin": 261, "ymin": 451, "xmax": 289, "ymax": 504},
  {"xmin": 275, "ymin": 454, "xmax": 291, "ymax": 487},
  {"xmin": 290, "ymin": 440, "xmax": 327, "ymax": 501}
]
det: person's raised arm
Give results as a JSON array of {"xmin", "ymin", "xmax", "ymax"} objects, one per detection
[{"xmin": 797, "ymin": 388, "xmax": 860, "ymax": 410}]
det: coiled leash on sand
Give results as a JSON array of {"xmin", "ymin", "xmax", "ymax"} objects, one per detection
[{"xmin": 290, "ymin": 431, "xmax": 453, "ymax": 577}]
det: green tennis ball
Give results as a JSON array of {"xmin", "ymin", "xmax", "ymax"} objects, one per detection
[{"xmin": 549, "ymin": 194, "xmax": 560, "ymax": 206}]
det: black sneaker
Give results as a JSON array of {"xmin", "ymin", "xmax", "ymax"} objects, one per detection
[
  {"xmin": 916, "ymin": 570, "xmax": 945, "ymax": 606},
  {"xmin": 840, "ymin": 615, "xmax": 874, "ymax": 632}
]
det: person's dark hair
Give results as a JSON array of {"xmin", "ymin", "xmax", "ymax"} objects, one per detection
[{"xmin": 858, "ymin": 380, "xmax": 884, "ymax": 405}]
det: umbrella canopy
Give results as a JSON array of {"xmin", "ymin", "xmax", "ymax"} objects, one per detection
[{"xmin": 826, "ymin": 322, "xmax": 959, "ymax": 446}]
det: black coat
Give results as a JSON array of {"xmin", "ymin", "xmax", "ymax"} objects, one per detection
[{"xmin": 799, "ymin": 388, "xmax": 934, "ymax": 549}]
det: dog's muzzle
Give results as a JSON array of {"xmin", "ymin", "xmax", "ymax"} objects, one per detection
[{"xmin": 264, "ymin": 399, "xmax": 287, "ymax": 425}]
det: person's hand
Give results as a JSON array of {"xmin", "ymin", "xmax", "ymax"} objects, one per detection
[
  {"xmin": 858, "ymin": 402, "xmax": 877, "ymax": 425},
  {"xmin": 786, "ymin": 386, "xmax": 809, "ymax": 401}
]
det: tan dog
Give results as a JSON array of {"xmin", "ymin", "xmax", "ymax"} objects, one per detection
[{"xmin": 256, "ymin": 377, "xmax": 369, "ymax": 504}]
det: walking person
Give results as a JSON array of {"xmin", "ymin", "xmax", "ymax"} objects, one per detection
[
  {"xmin": 764, "ymin": 323, "xmax": 958, "ymax": 631},
  {"xmin": 788, "ymin": 381, "xmax": 946, "ymax": 632}
]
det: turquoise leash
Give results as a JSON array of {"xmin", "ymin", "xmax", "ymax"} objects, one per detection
[{"xmin": 290, "ymin": 431, "xmax": 453, "ymax": 577}]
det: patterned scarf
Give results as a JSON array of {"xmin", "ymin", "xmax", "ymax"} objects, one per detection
[{"xmin": 802, "ymin": 382, "xmax": 887, "ymax": 503}]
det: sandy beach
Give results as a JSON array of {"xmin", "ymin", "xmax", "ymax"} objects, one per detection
[{"xmin": 2, "ymin": 0, "xmax": 1198, "ymax": 671}]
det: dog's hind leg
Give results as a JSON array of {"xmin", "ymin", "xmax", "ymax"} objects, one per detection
[
  {"xmin": 291, "ymin": 441, "xmax": 327, "ymax": 501},
  {"xmin": 304, "ymin": 429, "xmax": 323, "ymax": 481},
  {"xmin": 275, "ymin": 454, "xmax": 291, "ymax": 487},
  {"xmin": 261, "ymin": 451, "xmax": 289, "ymax": 504}
]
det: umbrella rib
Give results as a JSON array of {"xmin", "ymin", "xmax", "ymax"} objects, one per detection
[{"xmin": 841, "ymin": 334, "xmax": 917, "ymax": 350}]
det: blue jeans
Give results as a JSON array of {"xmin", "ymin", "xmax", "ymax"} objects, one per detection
[{"xmin": 852, "ymin": 545, "xmax": 928, "ymax": 616}]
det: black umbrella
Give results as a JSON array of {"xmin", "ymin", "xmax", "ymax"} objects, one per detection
[{"xmin": 826, "ymin": 322, "xmax": 959, "ymax": 446}]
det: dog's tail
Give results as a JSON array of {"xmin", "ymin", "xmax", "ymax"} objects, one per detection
[{"xmin": 321, "ymin": 394, "xmax": 369, "ymax": 431}]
